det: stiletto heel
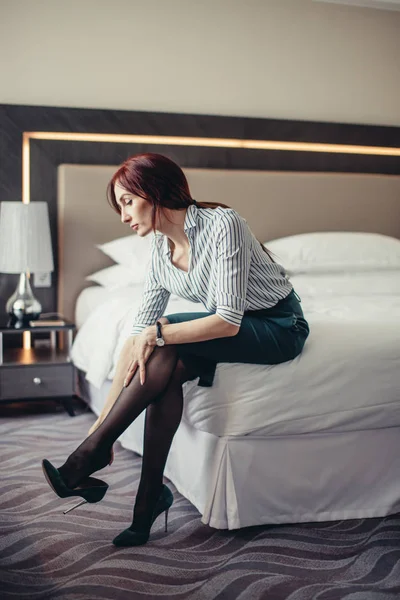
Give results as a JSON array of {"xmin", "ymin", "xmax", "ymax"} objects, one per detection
[
  {"xmin": 112, "ymin": 484, "xmax": 173, "ymax": 547},
  {"xmin": 42, "ymin": 459, "xmax": 109, "ymax": 511},
  {"xmin": 63, "ymin": 498, "xmax": 88, "ymax": 514}
]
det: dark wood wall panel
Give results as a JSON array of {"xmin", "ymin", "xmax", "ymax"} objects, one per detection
[{"xmin": 0, "ymin": 103, "xmax": 399, "ymax": 316}]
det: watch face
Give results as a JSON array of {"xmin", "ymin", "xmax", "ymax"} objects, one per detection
[{"xmin": 156, "ymin": 338, "xmax": 165, "ymax": 347}]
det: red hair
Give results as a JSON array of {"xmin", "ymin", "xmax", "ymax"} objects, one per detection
[{"xmin": 107, "ymin": 153, "xmax": 276, "ymax": 261}]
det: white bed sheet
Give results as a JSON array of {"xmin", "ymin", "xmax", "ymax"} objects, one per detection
[
  {"xmin": 75, "ymin": 286, "xmax": 109, "ymax": 328},
  {"xmin": 71, "ymin": 273, "xmax": 400, "ymax": 438},
  {"xmin": 75, "ymin": 283, "xmax": 147, "ymax": 329}
]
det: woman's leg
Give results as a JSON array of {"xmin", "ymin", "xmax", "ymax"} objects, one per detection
[
  {"xmin": 132, "ymin": 359, "xmax": 197, "ymax": 526},
  {"xmin": 58, "ymin": 344, "xmax": 180, "ymax": 489},
  {"xmin": 95, "ymin": 337, "xmax": 136, "ymax": 425},
  {"xmin": 103, "ymin": 316, "xmax": 170, "ymax": 420},
  {"xmin": 87, "ymin": 336, "xmax": 137, "ymax": 440}
]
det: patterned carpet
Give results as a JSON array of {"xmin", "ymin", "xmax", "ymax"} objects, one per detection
[{"xmin": 1, "ymin": 399, "xmax": 400, "ymax": 600}]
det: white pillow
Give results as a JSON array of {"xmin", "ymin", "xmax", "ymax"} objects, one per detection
[
  {"xmin": 86, "ymin": 264, "xmax": 144, "ymax": 290},
  {"xmin": 289, "ymin": 272, "xmax": 400, "ymax": 297},
  {"xmin": 96, "ymin": 233, "xmax": 153, "ymax": 282},
  {"xmin": 264, "ymin": 232, "xmax": 400, "ymax": 274}
]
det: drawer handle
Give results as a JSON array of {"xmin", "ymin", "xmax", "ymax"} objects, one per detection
[{"xmin": 33, "ymin": 377, "xmax": 42, "ymax": 385}]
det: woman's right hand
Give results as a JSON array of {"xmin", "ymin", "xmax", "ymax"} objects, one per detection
[{"xmin": 123, "ymin": 330, "xmax": 156, "ymax": 387}]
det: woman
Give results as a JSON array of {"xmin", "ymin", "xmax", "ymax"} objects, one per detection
[{"xmin": 42, "ymin": 153, "xmax": 310, "ymax": 547}]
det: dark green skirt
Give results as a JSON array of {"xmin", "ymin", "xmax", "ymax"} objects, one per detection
[{"xmin": 164, "ymin": 289, "xmax": 310, "ymax": 387}]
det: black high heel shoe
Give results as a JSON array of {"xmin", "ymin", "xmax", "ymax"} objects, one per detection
[
  {"xmin": 42, "ymin": 459, "xmax": 109, "ymax": 514},
  {"xmin": 112, "ymin": 484, "xmax": 173, "ymax": 547}
]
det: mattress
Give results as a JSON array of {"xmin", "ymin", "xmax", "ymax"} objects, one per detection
[{"xmin": 71, "ymin": 272, "xmax": 400, "ymax": 438}]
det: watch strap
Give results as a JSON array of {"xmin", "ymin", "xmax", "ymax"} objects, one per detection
[{"xmin": 156, "ymin": 320, "xmax": 163, "ymax": 339}]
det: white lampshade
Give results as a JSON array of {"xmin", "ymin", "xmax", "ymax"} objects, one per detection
[{"xmin": 0, "ymin": 201, "xmax": 54, "ymax": 274}]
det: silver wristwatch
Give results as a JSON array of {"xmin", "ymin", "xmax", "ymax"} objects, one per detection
[{"xmin": 155, "ymin": 320, "xmax": 165, "ymax": 347}]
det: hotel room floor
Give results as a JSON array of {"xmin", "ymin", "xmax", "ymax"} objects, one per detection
[{"xmin": 1, "ymin": 399, "xmax": 400, "ymax": 600}]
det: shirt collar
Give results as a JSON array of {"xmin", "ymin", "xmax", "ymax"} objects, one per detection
[
  {"xmin": 184, "ymin": 203, "xmax": 198, "ymax": 232},
  {"xmin": 162, "ymin": 204, "xmax": 198, "ymax": 255}
]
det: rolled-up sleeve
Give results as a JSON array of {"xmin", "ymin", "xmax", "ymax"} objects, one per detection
[
  {"xmin": 215, "ymin": 211, "xmax": 251, "ymax": 328},
  {"xmin": 130, "ymin": 259, "xmax": 171, "ymax": 336}
]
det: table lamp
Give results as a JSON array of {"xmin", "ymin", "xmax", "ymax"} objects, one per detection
[{"xmin": 0, "ymin": 201, "xmax": 54, "ymax": 328}]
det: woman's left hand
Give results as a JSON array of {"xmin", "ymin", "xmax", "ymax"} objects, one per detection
[{"xmin": 124, "ymin": 325, "xmax": 157, "ymax": 387}]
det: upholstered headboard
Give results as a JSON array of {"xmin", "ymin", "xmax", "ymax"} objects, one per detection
[{"xmin": 57, "ymin": 164, "xmax": 400, "ymax": 322}]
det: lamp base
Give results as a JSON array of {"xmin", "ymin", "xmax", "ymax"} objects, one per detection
[{"xmin": 6, "ymin": 272, "xmax": 42, "ymax": 328}]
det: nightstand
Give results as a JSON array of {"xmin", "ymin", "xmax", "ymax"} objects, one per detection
[{"xmin": 0, "ymin": 319, "xmax": 78, "ymax": 416}]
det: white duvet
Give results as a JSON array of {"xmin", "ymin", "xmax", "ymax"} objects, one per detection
[{"xmin": 71, "ymin": 272, "xmax": 400, "ymax": 438}]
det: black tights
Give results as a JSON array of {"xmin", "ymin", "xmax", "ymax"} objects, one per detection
[{"xmin": 58, "ymin": 345, "xmax": 196, "ymax": 525}]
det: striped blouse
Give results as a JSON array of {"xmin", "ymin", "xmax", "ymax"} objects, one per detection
[{"xmin": 130, "ymin": 204, "xmax": 293, "ymax": 335}]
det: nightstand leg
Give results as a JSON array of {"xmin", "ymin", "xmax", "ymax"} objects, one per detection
[
  {"xmin": 67, "ymin": 330, "xmax": 73, "ymax": 353},
  {"xmin": 50, "ymin": 331, "xmax": 57, "ymax": 350},
  {"xmin": 60, "ymin": 396, "xmax": 75, "ymax": 417}
]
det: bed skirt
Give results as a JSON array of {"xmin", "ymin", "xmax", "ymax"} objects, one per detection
[{"xmin": 76, "ymin": 369, "xmax": 400, "ymax": 530}]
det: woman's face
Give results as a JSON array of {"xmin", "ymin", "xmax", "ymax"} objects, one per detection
[{"xmin": 114, "ymin": 181, "xmax": 155, "ymax": 237}]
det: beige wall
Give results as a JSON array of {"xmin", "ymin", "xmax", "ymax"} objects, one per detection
[{"xmin": 0, "ymin": 0, "xmax": 399, "ymax": 126}]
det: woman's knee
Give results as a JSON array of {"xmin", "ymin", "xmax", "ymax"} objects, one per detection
[{"xmin": 150, "ymin": 344, "xmax": 178, "ymax": 369}]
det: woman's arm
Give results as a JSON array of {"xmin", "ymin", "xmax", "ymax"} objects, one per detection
[
  {"xmin": 142, "ymin": 313, "xmax": 239, "ymax": 347},
  {"xmin": 130, "ymin": 255, "xmax": 171, "ymax": 336},
  {"xmin": 139, "ymin": 213, "xmax": 251, "ymax": 346}
]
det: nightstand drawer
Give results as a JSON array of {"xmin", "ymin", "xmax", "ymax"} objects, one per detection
[{"xmin": 0, "ymin": 364, "xmax": 74, "ymax": 400}]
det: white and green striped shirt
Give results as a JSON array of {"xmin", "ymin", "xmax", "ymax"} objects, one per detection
[{"xmin": 130, "ymin": 204, "xmax": 293, "ymax": 335}]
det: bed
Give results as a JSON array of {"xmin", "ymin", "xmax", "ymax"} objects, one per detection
[{"xmin": 58, "ymin": 164, "xmax": 400, "ymax": 529}]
